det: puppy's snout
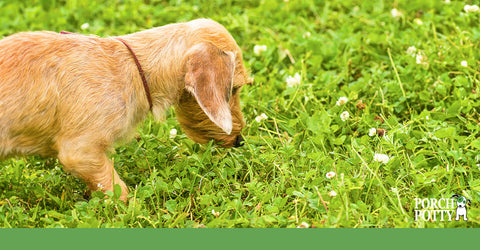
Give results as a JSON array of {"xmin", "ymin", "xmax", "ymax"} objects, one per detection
[{"xmin": 233, "ymin": 135, "xmax": 244, "ymax": 147}]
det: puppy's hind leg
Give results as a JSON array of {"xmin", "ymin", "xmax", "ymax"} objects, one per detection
[{"xmin": 57, "ymin": 138, "xmax": 129, "ymax": 201}]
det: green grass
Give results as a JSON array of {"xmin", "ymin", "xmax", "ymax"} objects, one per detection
[{"xmin": 1, "ymin": 0, "xmax": 480, "ymax": 228}]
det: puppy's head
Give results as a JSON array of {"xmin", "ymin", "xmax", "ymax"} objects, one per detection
[
  {"xmin": 451, "ymin": 194, "xmax": 470, "ymax": 208},
  {"xmin": 175, "ymin": 42, "xmax": 250, "ymax": 147},
  {"xmin": 456, "ymin": 196, "xmax": 467, "ymax": 207}
]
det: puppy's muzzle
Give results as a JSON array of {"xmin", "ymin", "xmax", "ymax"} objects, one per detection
[{"xmin": 233, "ymin": 135, "xmax": 244, "ymax": 147}]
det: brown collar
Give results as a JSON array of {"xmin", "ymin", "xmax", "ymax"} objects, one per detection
[
  {"xmin": 114, "ymin": 38, "xmax": 153, "ymax": 110},
  {"xmin": 60, "ymin": 31, "xmax": 153, "ymax": 110}
]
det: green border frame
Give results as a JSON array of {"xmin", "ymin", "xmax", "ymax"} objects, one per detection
[{"xmin": 1, "ymin": 229, "xmax": 476, "ymax": 249}]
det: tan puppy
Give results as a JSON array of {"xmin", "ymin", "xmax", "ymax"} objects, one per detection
[{"xmin": 0, "ymin": 19, "xmax": 250, "ymax": 201}]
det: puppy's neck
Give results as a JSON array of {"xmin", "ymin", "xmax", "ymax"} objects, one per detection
[{"xmin": 116, "ymin": 24, "xmax": 189, "ymax": 121}]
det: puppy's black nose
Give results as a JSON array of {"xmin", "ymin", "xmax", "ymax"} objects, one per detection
[{"xmin": 233, "ymin": 135, "xmax": 245, "ymax": 147}]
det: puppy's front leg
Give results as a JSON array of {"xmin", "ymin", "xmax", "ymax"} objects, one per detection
[{"xmin": 57, "ymin": 139, "xmax": 129, "ymax": 201}]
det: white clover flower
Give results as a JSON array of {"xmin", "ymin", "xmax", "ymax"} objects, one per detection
[
  {"xmin": 255, "ymin": 113, "xmax": 268, "ymax": 123},
  {"xmin": 96, "ymin": 183, "xmax": 105, "ymax": 190},
  {"xmin": 374, "ymin": 153, "xmax": 390, "ymax": 164},
  {"xmin": 464, "ymin": 5, "xmax": 480, "ymax": 13},
  {"xmin": 340, "ymin": 111, "xmax": 349, "ymax": 121},
  {"xmin": 414, "ymin": 18, "xmax": 423, "ymax": 25},
  {"xmin": 297, "ymin": 222, "xmax": 310, "ymax": 228},
  {"xmin": 253, "ymin": 45, "xmax": 267, "ymax": 56},
  {"xmin": 416, "ymin": 53, "xmax": 424, "ymax": 64},
  {"xmin": 461, "ymin": 60, "xmax": 468, "ymax": 67},
  {"xmin": 328, "ymin": 190, "xmax": 337, "ymax": 197},
  {"xmin": 81, "ymin": 23, "xmax": 89, "ymax": 30},
  {"xmin": 302, "ymin": 32, "xmax": 311, "ymax": 38},
  {"xmin": 391, "ymin": 8, "xmax": 402, "ymax": 18},
  {"xmin": 416, "ymin": 52, "xmax": 428, "ymax": 66},
  {"xmin": 368, "ymin": 128, "xmax": 377, "ymax": 137},
  {"xmin": 445, "ymin": 0, "xmax": 450, "ymax": 4},
  {"xmin": 406, "ymin": 46, "xmax": 417, "ymax": 56},
  {"xmin": 169, "ymin": 128, "xmax": 177, "ymax": 139},
  {"xmin": 325, "ymin": 171, "xmax": 336, "ymax": 179},
  {"xmin": 211, "ymin": 209, "xmax": 220, "ymax": 217},
  {"xmin": 286, "ymin": 73, "xmax": 301, "ymax": 87},
  {"xmin": 336, "ymin": 96, "xmax": 348, "ymax": 106}
]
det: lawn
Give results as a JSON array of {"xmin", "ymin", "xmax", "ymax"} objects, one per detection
[{"xmin": 0, "ymin": 0, "xmax": 479, "ymax": 228}]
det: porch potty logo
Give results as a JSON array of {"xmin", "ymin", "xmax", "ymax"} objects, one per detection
[{"xmin": 414, "ymin": 194, "xmax": 472, "ymax": 222}]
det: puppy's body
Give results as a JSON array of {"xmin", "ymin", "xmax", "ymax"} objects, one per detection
[{"xmin": 0, "ymin": 19, "xmax": 249, "ymax": 200}]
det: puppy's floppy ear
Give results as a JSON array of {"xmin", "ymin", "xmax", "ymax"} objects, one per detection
[{"xmin": 184, "ymin": 43, "xmax": 236, "ymax": 135}]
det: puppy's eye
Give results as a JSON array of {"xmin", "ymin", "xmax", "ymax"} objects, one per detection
[{"xmin": 232, "ymin": 86, "xmax": 241, "ymax": 95}]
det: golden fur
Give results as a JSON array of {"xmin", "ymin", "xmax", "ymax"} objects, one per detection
[{"xmin": 0, "ymin": 19, "xmax": 249, "ymax": 200}]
